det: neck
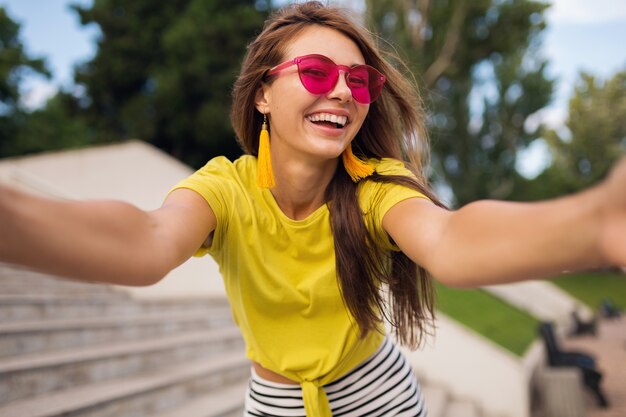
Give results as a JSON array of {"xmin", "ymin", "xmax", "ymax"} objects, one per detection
[{"xmin": 269, "ymin": 155, "xmax": 338, "ymax": 221}]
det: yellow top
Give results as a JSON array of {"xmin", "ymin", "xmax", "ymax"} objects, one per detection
[{"xmin": 171, "ymin": 155, "xmax": 428, "ymax": 416}]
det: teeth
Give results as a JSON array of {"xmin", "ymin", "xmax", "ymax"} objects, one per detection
[{"xmin": 307, "ymin": 113, "xmax": 348, "ymax": 127}]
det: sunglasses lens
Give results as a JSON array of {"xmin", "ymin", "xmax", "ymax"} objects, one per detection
[
  {"xmin": 347, "ymin": 66, "xmax": 380, "ymax": 104},
  {"xmin": 298, "ymin": 56, "xmax": 338, "ymax": 95},
  {"xmin": 296, "ymin": 56, "xmax": 385, "ymax": 104}
]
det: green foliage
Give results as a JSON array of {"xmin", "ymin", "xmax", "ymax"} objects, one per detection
[
  {"xmin": 0, "ymin": 7, "xmax": 50, "ymax": 107},
  {"xmin": 71, "ymin": 0, "xmax": 268, "ymax": 168},
  {"xmin": 7, "ymin": 92, "xmax": 96, "ymax": 156},
  {"xmin": 550, "ymin": 271, "xmax": 626, "ymax": 311},
  {"xmin": 435, "ymin": 282, "xmax": 539, "ymax": 356},
  {"xmin": 525, "ymin": 70, "xmax": 626, "ymax": 199},
  {"xmin": 365, "ymin": 0, "xmax": 553, "ymax": 206},
  {"xmin": 0, "ymin": 6, "xmax": 51, "ymax": 155}
]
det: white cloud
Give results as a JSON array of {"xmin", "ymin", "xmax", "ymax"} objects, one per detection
[
  {"xmin": 546, "ymin": 0, "xmax": 626, "ymax": 24},
  {"xmin": 516, "ymin": 138, "xmax": 552, "ymax": 179},
  {"xmin": 525, "ymin": 106, "xmax": 567, "ymax": 131},
  {"xmin": 20, "ymin": 79, "xmax": 58, "ymax": 111}
]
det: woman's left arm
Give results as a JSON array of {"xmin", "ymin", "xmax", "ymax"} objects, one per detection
[{"xmin": 383, "ymin": 157, "xmax": 626, "ymax": 288}]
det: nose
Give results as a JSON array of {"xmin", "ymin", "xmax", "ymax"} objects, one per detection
[{"xmin": 326, "ymin": 70, "xmax": 352, "ymax": 103}]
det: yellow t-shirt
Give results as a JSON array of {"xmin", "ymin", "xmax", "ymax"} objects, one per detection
[{"xmin": 171, "ymin": 155, "xmax": 428, "ymax": 417}]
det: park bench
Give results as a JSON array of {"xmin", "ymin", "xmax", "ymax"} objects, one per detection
[
  {"xmin": 538, "ymin": 321, "xmax": 609, "ymax": 408},
  {"xmin": 600, "ymin": 299, "xmax": 622, "ymax": 319},
  {"xmin": 570, "ymin": 309, "xmax": 597, "ymax": 336}
]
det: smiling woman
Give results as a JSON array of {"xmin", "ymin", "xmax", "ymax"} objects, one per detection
[
  {"xmin": 195, "ymin": 7, "xmax": 444, "ymax": 414},
  {"xmin": 1, "ymin": 2, "xmax": 626, "ymax": 417}
]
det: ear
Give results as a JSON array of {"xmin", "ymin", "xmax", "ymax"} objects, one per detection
[{"xmin": 255, "ymin": 83, "xmax": 272, "ymax": 114}]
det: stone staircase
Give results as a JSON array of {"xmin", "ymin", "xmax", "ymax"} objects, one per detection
[
  {"xmin": 0, "ymin": 263, "xmax": 488, "ymax": 417},
  {"xmin": 0, "ymin": 263, "xmax": 249, "ymax": 417},
  {"xmin": 422, "ymin": 385, "xmax": 486, "ymax": 417}
]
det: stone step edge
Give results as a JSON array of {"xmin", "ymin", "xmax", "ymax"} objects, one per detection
[
  {"xmin": 0, "ymin": 293, "xmax": 129, "ymax": 303},
  {"xmin": 0, "ymin": 279, "xmax": 120, "ymax": 291},
  {"xmin": 0, "ymin": 308, "xmax": 233, "ymax": 334},
  {"xmin": 0, "ymin": 269, "xmax": 122, "ymax": 290},
  {"xmin": 0, "ymin": 293, "xmax": 229, "ymax": 305},
  {"xmin": 153, "ymin": 381, "xmax": 249, "ymax": 417},
  {"xmin": 0, "ymin": 265, "xmax": 124, "ymax": 292},
  {"xmin": 0, "ymin": 350, "xmax": 249, "ymax": 417},
  {"xmin": 0, "ymin": 327, "xmax": 242, "ymax": 374}
]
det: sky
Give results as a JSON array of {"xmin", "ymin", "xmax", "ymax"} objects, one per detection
[{"xmin": 1, "ymin": 0, "xmax": 625, "ymax": 176}]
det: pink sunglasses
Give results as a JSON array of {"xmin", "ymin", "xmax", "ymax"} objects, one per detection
[{"xmin": 266, "ymin": 54, "xmax": 386, "ymax": 104}]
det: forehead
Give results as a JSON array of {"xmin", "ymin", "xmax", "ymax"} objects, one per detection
[{"xmin": 283, "ymin": 25, "xmax": 365, "ymax": 66}]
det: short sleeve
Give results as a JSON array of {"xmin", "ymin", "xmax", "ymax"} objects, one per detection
[{"xmin": 358, "ymin": 158, "xmax": 430, "ymax": 251}]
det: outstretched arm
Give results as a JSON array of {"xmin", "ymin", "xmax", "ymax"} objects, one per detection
[
  {"xmin": 0, "ymin": 184, "xmax": 215, "ymax": 286},
  {"xmin": 383, "ymin": 157, "xmax": 626, "ymax": 287}
]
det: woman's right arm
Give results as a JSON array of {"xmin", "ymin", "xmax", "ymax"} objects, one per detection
[{"xmin": 0, "ymin": 183, "xmax": 216, "ymax": 286}]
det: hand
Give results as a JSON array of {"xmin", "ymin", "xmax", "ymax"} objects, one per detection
[{"xmin": 599, "ymin": 156, "xmax": 626, "ymax": 268}]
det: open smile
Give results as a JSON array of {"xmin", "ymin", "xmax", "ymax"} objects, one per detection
[{"xmin": 305, "ymin": 112, "xmax": 349, "ymax": 129}]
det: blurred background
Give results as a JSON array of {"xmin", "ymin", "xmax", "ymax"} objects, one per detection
[{"xmin": 0, "ymin": 1, "xmax": 625, "ymax": 416}]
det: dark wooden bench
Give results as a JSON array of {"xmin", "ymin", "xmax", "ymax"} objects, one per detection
[
  {"xmin": 538, "ymin": 321, "xmax": 609, "ymax": 408},
  {"xmin": 570, "ymin": 309, "xmax": 597, "ymax": 336},
  {"xmin": 600, "ymin": 299, "xmax": 622, "ymax": 319}
]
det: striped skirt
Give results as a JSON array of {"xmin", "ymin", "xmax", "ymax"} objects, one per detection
[{"xmin": 244, "ymin": 337, "xmax": 428, "ymax": 416}]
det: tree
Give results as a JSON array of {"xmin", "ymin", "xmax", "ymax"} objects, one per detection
[
  {"xmin": 365, "ymin": 0, "xmax": 554, "ymax": 206},
  {"xmin": 9, "ymin": 92, "xmax": 95, "ymax": 156},
  {"xmin": 71, "ymin": 0, "xmax": 269, "ymax": 168},
  {"xmin": 513, "ymin": 69, "xmax": 626, "ymax": 200},
  {"xmin": 0, "ymin": 6, "xmax": 51, "ymax": 156}
]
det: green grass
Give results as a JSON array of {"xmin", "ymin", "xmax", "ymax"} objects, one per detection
[
  {"xmin": 550, "ymin": 271, "xmax": 626, "ymax": 311},
  {"xmin": 432, "ymin": 271, "xmax": 626, "ymax": 357},
  {"xmin": 435, "ymin": 282, "xmax": 540, "ymax": 357}
]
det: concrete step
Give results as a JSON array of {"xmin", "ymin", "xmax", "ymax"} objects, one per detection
[
  {"xmin": 444, "ymin": 399, "xmax": 480, "ymax": 417},
  {"xmin": 0, "ymin": 293, "xmax": 229, "ymax": 321},
  {"xmin": 0, "ymin": 308, "xmax": 234, "ymax": 358},
  {"xmin": 0, "ymin": 351, "xmax": 250, "ymax": 417},
  {"xmin": 0, "ymin": 264, "xmax": 249, "ymax": 417},
  {"xmin": 0, "ymin": 327, "xmax": 244, "ymax": 404},
  {"xmin": 0, "ymin": 263, "xmax": 126, "ymax": 297},
  {"xmin": 422, "ymin": 385, "xmax": 449, "ymax": 417},
  {"xmin": 152, "ymin": 380, "xmax": 248, "ymax": 417}
]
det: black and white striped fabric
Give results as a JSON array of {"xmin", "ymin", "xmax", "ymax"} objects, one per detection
[{"xmin": 244, "ymin": 337, "xmax": 428, "ymax": 416}]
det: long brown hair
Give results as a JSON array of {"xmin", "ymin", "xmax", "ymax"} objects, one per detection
[{"xmin": 231, "ymin": 1, "xmax": 444, "ymax": 348}]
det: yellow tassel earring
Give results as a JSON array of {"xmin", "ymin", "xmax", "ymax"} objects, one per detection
[
  {"xmin": 342, "ymin": 143, "xmax": 374, "ymax": 182},
  {"xmin": 256, "ymin": 113, "xmax": 275, "ymax": 188}
]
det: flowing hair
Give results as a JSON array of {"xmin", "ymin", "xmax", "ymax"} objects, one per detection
[{"xmin": 230, "ymin": 1, "xmax": 445, "ymax": 348}]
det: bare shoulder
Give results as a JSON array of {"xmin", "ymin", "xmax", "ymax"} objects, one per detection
[
  {"xmin": 382, "ymin": 197, "xmax": 451, "ymax": 268},
  {"xmin": 162, "ymin": 187, "xmax": 214, "ymax": 213},
  {"xmin": 383, "ymin": 196, "xmax": 449, "ymax": 232},
  {"xmin": 152, "ymin": 188, "xmax": 217, "ymax": 263}
]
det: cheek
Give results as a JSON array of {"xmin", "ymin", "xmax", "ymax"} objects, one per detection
[
  {"xmin": 351, "ymin": 107, "xmax": 369, "ymax": 131},
  {"xmin": 269, "ymin": 103, "xmax": 303, "ymax": 138},
  {"xmin": 271, "ymin": 84, "xmax": 309, "ymax": 118}
]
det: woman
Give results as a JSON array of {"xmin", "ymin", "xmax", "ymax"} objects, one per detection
[{"xmin": 0, "ymin": 2, "xmax": 625, "ymax": 417}]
